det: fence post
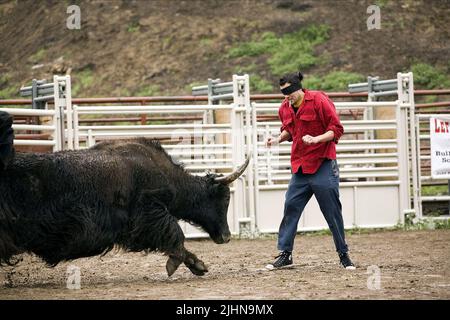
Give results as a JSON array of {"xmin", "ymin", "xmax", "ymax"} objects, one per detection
[
  {"xmin": 251, "ymin": 101, "xmax": 260, "ymax": 235},
  {"xmin": 65, "ymin": 75, "xmax": 74, "ymax": 150},
  {"xmin": 73, "ymin": 105, "xmax": 79, "ymax": 149},
  {"xmin": 31, "ymin": 79, "xmax": 38, "ymax": 110},
  {"xmin": 52, "ymin": 75, "xmax": 62, "ymax": 151},
  {"xmin": 396, "ymin": 98, "xmax": 408, "ymax": 224},
  {"xmin": 366, "ymin": 76, "xmax": 376, "ymax": 142},
  {"xmin": 415, "ymin": 113, "xmax": 423, "ymax": 219},
  {"xmin": 405, "ymin": 72, "xmax": 421, "ymax": 219},
  {"xmin": 232, "ymin": 75, "xmax": 246, "ymax": 236},
  {"xmin": 231, "ymin": 74, "xmax": 257, "ymax": 237},
  {"xmin": 242, "ymin": 74, "xmax": 257, "ymax": 236},
  {"xmin": 396, "ymin": 72, "xmax": 415, "ymax": 224}
]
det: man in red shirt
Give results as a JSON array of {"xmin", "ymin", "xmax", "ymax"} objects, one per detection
[{"xmin": 265, "ymin": 72, "xmax": 355, "ymax": 270}]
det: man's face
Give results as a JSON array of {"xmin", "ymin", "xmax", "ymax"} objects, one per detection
[{"xmin": 280, "ymin": 82, "xmax": 302, "ymax": 105}]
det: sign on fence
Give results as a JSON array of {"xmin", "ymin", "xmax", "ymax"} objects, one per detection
[{"xmin": 430, "ymin": 116, "xmax": 450, "ymax": 179}]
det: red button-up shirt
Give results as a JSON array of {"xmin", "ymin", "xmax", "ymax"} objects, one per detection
[{"xmin": 278, "ymin": 89, "xmax": 344, "ymax": 174}]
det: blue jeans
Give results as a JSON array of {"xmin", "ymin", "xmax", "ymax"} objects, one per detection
[{"xmin": 277, "ymin": 159, "xmax": 348, "ymax": 254}]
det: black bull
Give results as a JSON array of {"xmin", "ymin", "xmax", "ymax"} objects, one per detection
[{"xmin": 0, "ymin": 111, "xmax": 250, "ymax": 277}]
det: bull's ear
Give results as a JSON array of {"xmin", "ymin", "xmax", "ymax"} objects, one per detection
[
  {"xmin": 205, "ymin": 173, "xmax": 221, "ymax": 183},
  {"xmin": 210, "ymin": 181, "xmax": 228, "ymax": 195}
]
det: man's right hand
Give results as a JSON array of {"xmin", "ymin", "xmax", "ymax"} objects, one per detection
[{"xmin": 265, "ymin": 136, "xmax": 280, "ymax": 148}]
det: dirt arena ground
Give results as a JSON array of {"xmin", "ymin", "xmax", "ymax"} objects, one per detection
[{"xmin": 0, "ymin": 229, "xmax": 449, "ymax": 300}]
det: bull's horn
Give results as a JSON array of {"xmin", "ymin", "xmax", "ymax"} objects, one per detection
[{"xmin": 214, "ymin": 151, "xmax": 252, "ymax": 184}]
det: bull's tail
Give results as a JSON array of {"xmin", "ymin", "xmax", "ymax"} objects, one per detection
[{"xmin": 0, "ymin": 111, "xmax": 15, "ymax": 170}]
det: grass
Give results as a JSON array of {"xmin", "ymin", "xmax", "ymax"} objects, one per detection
[
  {"xmin": 410, "ymin": 63, "xmax": 450, "ymax": 89},
  {"xmin": 0, "ymin": 87, "xmax": 17, "ymax": 99},
  {"xmin": 28, "ymin": 48, "xmax": 47, "ymax": 63},
  {"xmin": 72, "ymin": 69, "xmax": 94, "ymax": 96},
  {"xmin": 374, "ymin": 0, "xmax": 389, "ymax": 8},
  {"xmin": 421, "ymin": 95, "xmax": 438, "ymax": 104},
  {"xmin": 401, "ymin": 210, "xmax": 450, "ymax": 230},
  {"xmin": 303, "ymin": 71, "xmax": 365, "ymax": 91},
  {"xmin": 228, "ymin": 32, "xmax": 278, "ymax": 57},
  {"xmin": 229, "ymin": 216, "xmax": 450, "ymax": 241},
  {"xmin": 227, "ymin": 24, "xmax": 330, "ymax": 75},
  {"xmin": 243, "ymin": 223, "xmax": 450, "ymax": 241},
  {"xmin": 403, "ymin": 217, "xmax": 450, "ymax": 231},
  {"xmin": 0, "ymin": 74, "xmax": 10, "ymax": 87},
  {"xmin": 250, "ymin": 75, "xmax": 273, "ymax": 93},
  {"xmin": 118, "ymin": 88, "xmax": 130, "ymax": 97},
  {"xmin": 184, "ymin": 81, "xmax": 206, "ymax": 94},
  {"xmin": 234, "ymin": 63, "xmax": 257, "ymax": 74},
  {"xmin": 135, "ymin": 84, "xmax": 160, "ymax": 96},
  {"xmin": 301, "ymin": 225, "xmax": 401, "ymax": 237},
  {"xmin": 421, "ymin": 185, "xmax": 448, "ymax": 196},
  {"xmin": 227, "ymin": 25, "xmax": 364, "ymax": 93},
  {"xmin": 127, "ymin": 21, "xmax": 140, "ymax": 33},
  {"xmin": 268, "ymin": 25, "xmax": 330, "ymax": 75},
  {"xmin": 162, "ymin": 36, "xmax": 172, "ymax": 49},
  {"xmin": 0, "ymin": 74, "xmax": 18, "ymax": 99},
  {"xmin": 200, "ymin": 38, "xmax": 213, "ymax": 47}
]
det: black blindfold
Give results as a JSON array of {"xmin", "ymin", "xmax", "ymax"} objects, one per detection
[{"xmin": 281, "ymin": 83, "xmax": 301, "ymax": 95}]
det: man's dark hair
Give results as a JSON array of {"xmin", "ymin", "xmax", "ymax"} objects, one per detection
[{"xmin": 279, "ymin": 72, "xmax": 304, "ymax": 87}]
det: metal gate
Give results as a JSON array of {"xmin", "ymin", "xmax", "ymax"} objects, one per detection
[
  {"xmin": 0, "ymin": 75, "xmax": 71, "ymax": 152},
  {"xmin": 251, "ymin": 77, "xmax": 415, "ymax": 233},
  {"xmin": 5, "ymin": 73, "xmax": 435, "ymax": 237}
]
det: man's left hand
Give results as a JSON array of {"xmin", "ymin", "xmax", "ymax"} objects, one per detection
[{"xmin": 302, "ymin": 135, "xmax": 319, "ymax": 145}]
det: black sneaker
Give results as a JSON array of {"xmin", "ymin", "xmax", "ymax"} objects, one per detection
[
  {"xmin": 339, "ymin": 252, "xmax": 356, "ymax": 270},
  {"xmin": 265, "ymin": 251, "xmax": 293, "ymax": 270}
]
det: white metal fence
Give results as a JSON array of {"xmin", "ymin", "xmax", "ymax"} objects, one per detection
[
  {"xmin": 67, "ymin": 75, "xmax": 253, "ymax": 237},
  {"xmin": 251, "ymin": 100, "xmax": 410, "ymax": 232},
  {"xmin": 3, "ymin": 73, "xmax": 437, "ymax": 237},
  {"xmin": 0, "ymin": 75, "xmax": 71, "ymax": 152},
  {"xmin": 0, "ymin": 107, "xmax": 61, "ymax": 151}
]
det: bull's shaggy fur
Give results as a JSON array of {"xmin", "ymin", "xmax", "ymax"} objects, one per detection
[{"xmin": 0, "ymin": 111, "xmax": 233, "ymax": 276}]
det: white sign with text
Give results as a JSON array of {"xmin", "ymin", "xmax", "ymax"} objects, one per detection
[{"xmin": 430, "ymin": 116, "xmax": 450, "ymax": 179}]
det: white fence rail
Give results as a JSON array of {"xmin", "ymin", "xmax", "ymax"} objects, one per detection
[{"xmin": 0, "ymin": 107, "xmax": 60, "ymax": 151}]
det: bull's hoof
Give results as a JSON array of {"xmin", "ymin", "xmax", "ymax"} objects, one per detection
[
  {"xmin": 166, "ymin": 256, "xmax": 183, "ymax": 277},
  {"xmin": 185, "ymin": 256, "xmax": 208, "ymax": 276}
]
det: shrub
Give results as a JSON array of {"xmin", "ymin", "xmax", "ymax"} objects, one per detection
[
  {"xmin": 303, "ymin": 71, "xmax": 365, "ymax": 91},
  {"xmin": 250, "ymin": 75, "xmax": 273, "ymax": 93},
  {"xmin": 227, "ymin": 25, "xmax": 330, "ymax": 75},
  {"xmin": 411, "ymin": 63, "xmax": 450, "ymax": 89}
]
